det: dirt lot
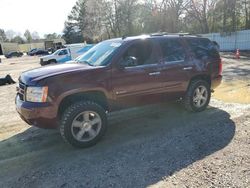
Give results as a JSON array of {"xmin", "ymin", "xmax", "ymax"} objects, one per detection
[
  {"xmin": 0, "ymin": 55, "xmax": 249, "ymax": 188},
  {"xmin": 213, "ymin": 53, "xmax": 250, "ymax": 104}
]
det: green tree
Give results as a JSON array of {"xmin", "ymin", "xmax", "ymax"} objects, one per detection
[
  {"xmin": 24, "ymin": 29, "xmax": 32, "ymax": 43},
  {"xmin": 44, "ymin": 33, "xmax": 60, "ymax": 40},
  {"xmin": 63, "ymin": 22, "xmax": 83, "ymax": 43},
  {"xmin": 63, "ymin": 0, "xmax": 101, "ymax": 42},
  {"xmin": 0, "ymin": 29, "xmax": 8, "ymax": 42},
  {"xmin": 11, "ymin": 36, "xmax": 25, "ymax": 44},
  {"xmin": 241, "ymin": 0, "xmax": 250, "ymax": 29},
  {"xmin": 63, "ymin": 0, "xmax": 250, "ymax": 40},
  {"xmin": 68, "ymin": 0, "xmax": 88, "ymax": 37}
]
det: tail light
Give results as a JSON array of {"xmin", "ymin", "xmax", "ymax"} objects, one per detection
[{"xmin": 218, "ymin": 58, "xmax": 222, "ymax": 76}]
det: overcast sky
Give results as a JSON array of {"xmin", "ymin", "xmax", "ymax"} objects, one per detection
[{"xmin": 0, "ymin": 0, "xmax": 77, "ymax": 37}]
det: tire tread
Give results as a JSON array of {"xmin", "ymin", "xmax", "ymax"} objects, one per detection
[
  {"xmin": 184, "ymin": 79, "xmax": 211, "ymax": 112},
  {"xmin": 60, "ymin": 100, "xmax": 107, "ymax": 148}
]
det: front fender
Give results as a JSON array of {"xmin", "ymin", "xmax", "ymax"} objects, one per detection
[{"xmin": 55, "ymin": 87, "xmax": 110, "ymax": 107}]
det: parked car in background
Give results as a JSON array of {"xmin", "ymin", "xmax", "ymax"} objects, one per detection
[
  {"xmin": 40, "ymin": 44, "xmax": 94, "ymax": 66},
  {"xmin": 4, "ymin": 51, "xmax": 23, "ymax": 58},
  {"xmin": 27, "ymin": 48, "xmax": 37, "ymax": 56},
  {"xmin": 16, "ymin": 34, "xmax": 222, "ymax": 148},
  {"xmin": 28, "ymin": 49, "xmax": 49, "ymax": 56}
]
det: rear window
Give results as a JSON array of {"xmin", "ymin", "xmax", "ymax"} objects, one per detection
[{"xmin": 186, "ymin": 38, "xmax": 220, "ymax": 59}]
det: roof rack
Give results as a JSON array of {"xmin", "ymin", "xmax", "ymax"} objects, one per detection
[
  {"xmin": 175, "ymin": 33, "xmax": 191, "ymax": 36},
  {"xmin": 150, "ymin": 32, "xmax": 168, "ymax": 36},
  {"xmin": 150, "ymin": 32, "xmax": 199, "ymax": 37}
]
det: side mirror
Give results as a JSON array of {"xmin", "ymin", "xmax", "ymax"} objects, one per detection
[{"xmin": 118, "ymin": 56, "xmax": 138, "ymax": 70}]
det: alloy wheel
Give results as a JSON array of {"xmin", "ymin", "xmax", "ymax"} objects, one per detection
[
  {"xmin": 193, "ymin": 85, "xmax": 208, "ymax": 108},
  {"xmin": 71, "ymin": 111, "xmax": 102, "ymax": 142}
]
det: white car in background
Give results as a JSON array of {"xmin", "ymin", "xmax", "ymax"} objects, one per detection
[{"xmin": 40, "ymin": 44, "xmax": 94, "ymax": 66}]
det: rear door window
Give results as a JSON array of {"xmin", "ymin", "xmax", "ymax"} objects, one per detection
[{"xmin": 159, "ymin": 39, "xmax": 185, "ymax": 62}]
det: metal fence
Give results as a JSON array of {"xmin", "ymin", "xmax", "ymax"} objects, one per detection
[{"xmin": 202, "ymin": 30, "xmax": 250, "ymax": 51}]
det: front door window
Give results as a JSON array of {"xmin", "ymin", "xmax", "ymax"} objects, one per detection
[{"xmin": 120, "ymin": 40, "xmax": 157, "ymax": 67}]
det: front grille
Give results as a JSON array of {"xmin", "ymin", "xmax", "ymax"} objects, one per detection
[{"xmin": 18, "ymin": 82, "xmax": 26, "ymax": 101}]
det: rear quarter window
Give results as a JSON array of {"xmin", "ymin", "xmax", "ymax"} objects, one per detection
[{"xmin": 186, "ymin": 38, "xmax": 220, "ymax": 59}]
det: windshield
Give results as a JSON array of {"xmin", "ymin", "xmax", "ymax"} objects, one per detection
[
  {"xmin": 77, "ymin": 45, "xmax": 94, "ymax": 54},
  {"xmin": 75, "ymin": 54, "xmax": 84, "ymax": 61},
  {"xmin": 77, "ymin": 40, "xmax": 122, "ymax": 66}
]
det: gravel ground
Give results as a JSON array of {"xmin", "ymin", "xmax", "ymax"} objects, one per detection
[
  {"xmin": 213, "ymin": 53, "xmax": 250, "ymax": 103},
  {"xmin": 0, "ymin": 55, "xmax": 249, "ymax": 188}
]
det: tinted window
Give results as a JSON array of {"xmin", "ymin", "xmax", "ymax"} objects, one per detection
[
  {"xmin": 59, "ymin": 49, "xmax": 68, "ymax": 55},
  {"xmin": 186, "ymin": 38, "xmax": 220, "ymax": 59},
  {"xmin": 159, "ymin": 39, "xmax": 185, "ymax": 62},
  {"xmin": 121, "ymin": 40, "xmax": 157, "ymax": 67}
]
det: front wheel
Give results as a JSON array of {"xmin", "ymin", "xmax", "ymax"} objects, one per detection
[
  {"xmin": 48, "ymin": 60, "xmax": 57, "ymax": 65},
  {"xmin": 60, "ymin": 101, "xmax": 107, "ymax": 148},
  {"xmin": 184, "ymin": 80, "xmax": 211, "ymax": 112}
]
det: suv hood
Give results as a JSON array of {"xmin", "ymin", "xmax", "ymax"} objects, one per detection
[{"xmin": 20, "ymin": 63, "xmax": 94, "ymax": 85}]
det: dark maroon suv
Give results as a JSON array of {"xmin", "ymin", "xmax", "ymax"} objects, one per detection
[{"xmin": 16, "ymin": 34, "xmax": 222, "ymax": 148}]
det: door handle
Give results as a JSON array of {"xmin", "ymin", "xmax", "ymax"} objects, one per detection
[
  {"xmin": 149, "ymin": 72, "xmax": 161, "ymax": 76},
  {"xmin": 183, "ymin": 67, "xmax": 193, "ymax": 70}
]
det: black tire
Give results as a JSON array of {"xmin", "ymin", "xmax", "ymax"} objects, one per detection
[
  {"xmin": 48, "ymin": 60, "xmax": 57, "ymax": 65},
  {"xmin": 60, "ymin": 100, "xmax": 107, "ymax": 148},
  {"xmin": 184, "ymin": 80, "xmax": 211, "ymax": 112}
]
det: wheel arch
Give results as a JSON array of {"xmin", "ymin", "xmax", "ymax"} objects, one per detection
[
  {"xmin": 188, "ymin": 74, "xmax": 211, "ymax": 89},
  {"xmin": 57, "ymin": 90, "xmax": 109, "ymax": 118},
  {"xmin": 49, "ymin": 59, "xmax": 57, "ymax": 63}
]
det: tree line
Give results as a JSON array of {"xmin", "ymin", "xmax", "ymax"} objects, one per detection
[
  {"xmin": 63, "ymin": 0, "xmax": 250, "ymax": 43},
  {"xmin": 0, "ymin": 29, "xmax": 61, "ymax": 44},
  {"xmin": 1, "ymin": 0, "xmax": 249, "ymax": 44}
]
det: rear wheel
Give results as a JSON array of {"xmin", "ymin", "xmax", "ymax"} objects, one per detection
[
  {"xmin": 60, "ymin": 100, "xmax": 107, "ymax": 148},
  {"xmin": 184, "ymin": 80, "xmax": 211, "ymax": 112}
]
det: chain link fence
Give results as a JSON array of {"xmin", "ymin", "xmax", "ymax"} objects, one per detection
[{"xmin": 202, "ymin": 30, "xmax": 250, "ymax": 51}]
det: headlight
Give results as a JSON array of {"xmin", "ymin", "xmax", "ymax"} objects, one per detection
[{"xmin": 26, "ymin": 86, "xmax": 48, "ymax": 102}]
